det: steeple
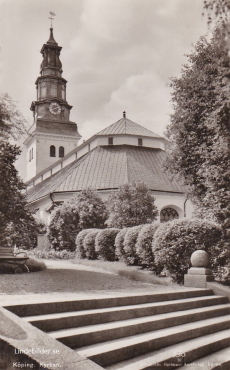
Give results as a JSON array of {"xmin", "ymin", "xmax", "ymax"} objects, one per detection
[
  {"xmin": 25, "ymin": 23, "xmax": 81, "ymax": 182},
  {"xmin": 47, "ymin": 27, "xmax": 58, "ymax": 45},
  {"xmin": 40, "ymin": 27, "xmax": 62, "ymax": 76}
]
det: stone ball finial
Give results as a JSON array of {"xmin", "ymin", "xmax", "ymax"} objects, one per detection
[{"xmin": 191, "ymin": 250, "xmax": 209, "ymax": 268}]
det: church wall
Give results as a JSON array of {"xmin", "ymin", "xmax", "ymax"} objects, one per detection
[
  {"xmin": 29, "ymin": 189, "xmax": 194, "ymax": 227},
  {"xmin": 36, "ymin": 136, "xmax": 78, "ymax": 175},
  {"xmin": 89, "ymin": 136, "xmax": 166, "ymax": 150},
  {"xmin": 63, "ymin": 152, "xmax": 77, "ymax": 167},
  {"xmin": 26, "ymin": 140, "xmax": 37, "ymax": 181}
]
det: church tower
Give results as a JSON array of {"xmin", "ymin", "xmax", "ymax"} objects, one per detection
[{"xmin": 24, "ymin": 27, "xmax": 81, "ymax": 181}]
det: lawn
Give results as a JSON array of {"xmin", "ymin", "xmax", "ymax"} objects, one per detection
[{"xmin": 0, "ymin": 259, "xmax": 180, "ymax": 295}]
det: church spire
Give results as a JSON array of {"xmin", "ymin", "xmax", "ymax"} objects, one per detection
[
  {"xmin": 47, "ymin": 27, "xmax": 58, "ymax": 45},
  {"xmin": 40, "ymin": 27, "xmax": 62, "ymax": 75}
]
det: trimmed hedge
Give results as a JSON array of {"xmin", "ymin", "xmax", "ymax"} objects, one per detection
[
  {"xmin": 83, "ymin": 229, "xmax": 100, "ymax": 260},
  {"xmin": 115, "ymin": 228, "xmax": 129, "ymax": 262},
  {"xmin": 123, "ymin": 225, "xmax": 143, "ymax": 265},
  {"xmin": 152, "ymin": 218, "xmax": 223, "ymax": 283},
  {"xmin": 136, "ymin": 223, "xmax": 160, "ymax": 270},
  {"xmin": 95, "ymin": 228, "xmax": 120, "ymax": 261},
  {"xmin": 75, "ymin": 229, "xmax": 94, "ymax": 259}
]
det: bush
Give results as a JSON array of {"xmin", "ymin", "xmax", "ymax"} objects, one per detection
[
  {"xmin": 47, "ymin": 189, "xmax": 107, "ymax": 251},
  {"xmin": 75, "ymin": 229, "xmax": 95, "ymax": 259},
  {"xmin": 3, "ymin": 219, "xmax": 47, "ymax": 250},
  {"xmin": 136, "ymin": 223, "xmax": 160, "ymax": 270},
  {"xmin": 152, "ymin": 218, "xmax": 223, "ymax": 283},
  {"xmin": 115, "ymin": 228, "xmax": 129, "ymax": 262},
  {"xmin": 47, "ymin": 202, "xmax": 80, "ymax": 252},
  {"xmin": 123, "ymin": 225, "xmax": 143, "ymax": 265},
  {"xmin": 106, "ymin": 181, "xmax": 158, "ymax": 228},
  {"xmin": 83, "ymin": 229, "xmax": 100, "ymax": 260},
  {"xmin": 26, "ymin": 247, "xmax": 76, "ymax": 260},
  {"xmin": 95, "ymin": 228, "xmax": 120, "ymax": 261}
]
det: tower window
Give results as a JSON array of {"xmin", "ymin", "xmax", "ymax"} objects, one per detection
[
  {"xmin": 50, "ymin": 145, "xmax": 56, "ymax": 157},
  {"xmin": 59, "ymin": 146, "xmax": 64, "ymax": 158},
  {"xmin": 138, "ymin": 138, "xmax": 143, "ymax": 146},
  {"xmin": 61, "ymin": 85, "xmax": 65, "ymax": 100},
  {"xmin": 40, "ymin": 82, "xmax": 46, "ymax": 98},
  {"xmin": 108, "ymin": 137, "xmax": 113, "ymax": 145},
  {"xmin": 50, "ymin": 82, "xmax": 57, "ymax": 97},
  {"xmin": 31, "ymin": 147, "xmax": 33, "ymax": 160}
]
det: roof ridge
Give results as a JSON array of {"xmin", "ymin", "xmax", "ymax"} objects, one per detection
[{"xmin": 96, "ymin": 116, "xmax": 162, "ymax": 138}]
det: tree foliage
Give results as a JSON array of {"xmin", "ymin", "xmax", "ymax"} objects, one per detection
[
  {"xmin": 203, "ymin": 0, "xmax": 230, "ymax": 26},
  {"xmin": 0, "ymin": 93, "xmax": 27, "ymax": 140},
  {"xmin": 0, "ymin": 94, "xmax": 39, "ymax": 249},
  {"xmin": 106, "ymin": 181, "xmax": 158, "ymax": 228},
  {"xmin": 47, "ymin": 189, "xmax": 107, "ymax": 251},
  {"xmin": 166, "ymin": 27, "xmax": 230, "ymax": 240}
]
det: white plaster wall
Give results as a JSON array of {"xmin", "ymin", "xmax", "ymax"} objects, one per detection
[
  {"xmin": 52, "ymin": 162, "xmax": 62, "ymax": 175},
  {"xmin": 43, "ymin": 170, "xmax": 52, "ymax": 180},
  {"xmin": 29, "ymin": 189, "xmax": 194, "ymax": 225},
  {"xmin": 26, "ymin": 139, "xmax": 37, "ymax": 181},
  {"xmin": 63, "ymin": 153, "xmax": 76, "ymax": 167},
  {"xmin": 36, "ymin": 136, "xmax": 78, "ymax": 175},
  {"xmin": 89, "ymin": 136, "xmax": 165, "ymax": 150}
]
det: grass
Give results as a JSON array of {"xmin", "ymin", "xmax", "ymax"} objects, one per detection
[{"xmin": 71, "ymin": 259, "xmax": 177, "ymax": 286}]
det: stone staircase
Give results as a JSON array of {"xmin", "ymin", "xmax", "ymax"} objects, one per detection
[{"xmin": 6, "ymin": 289, "xmax": 230, "ymax": 369}]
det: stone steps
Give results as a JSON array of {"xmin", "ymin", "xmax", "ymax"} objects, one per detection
[
  {"xmin": 105, "ymin": 329, "xmax": 230, "ymax": 370},
  {"xmin": 49, "ymin": 304, "xmax": 230, "ymax": 349},
  {"xmin": 179, "ymin": 345, "xmax": 230, "ymax": 370},
  {"xmin": 23, "ymin": 295, "xmax": 227, "ymax": 332},
  {"xmin": 76, "ymin": 314, "xmax": 230, "ymax": 367},
  {"xmin": 6, "ymin": 288, "xmax": 212, "ymax": 316},
  {"xmin": 7, "ymin": 288, "xmax": 229, "ymax": 369}
]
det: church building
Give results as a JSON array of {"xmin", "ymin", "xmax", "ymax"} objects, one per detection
[{"xmin": 25, "ymin": 27, "xmax": 194, "ymax": 224}]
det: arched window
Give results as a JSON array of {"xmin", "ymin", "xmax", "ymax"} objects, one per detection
[
  {"xmin": 50, "ymin": 145, "xmax": 56, "ymax": 157},
  {"xmin": 160, "ymin": 208, "xmax": 179, "ymax": 223},
  {"xmin": 59, "ymin": 146, "xmax": 64, "ymax": 158}
]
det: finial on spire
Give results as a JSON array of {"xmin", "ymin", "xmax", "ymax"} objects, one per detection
[
  {"xmin": 123, "ymin": 111, "xmax": 126, "ymax": 118},
  {"xmin": 49, "ymin": 11, "xmax": 56, "ymax": 28}
]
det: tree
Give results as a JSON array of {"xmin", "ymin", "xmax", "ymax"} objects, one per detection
[
  {"xmin": 0, "ymin": 93, "xmax": 27, "ymax": 140},
  {"xmin": 106, "ymin": 181, "xmax": 158, "ymax": 228},
  {"xmin": 0, "ymin": 94, "xmax": 40, "ymax": 249},
  {"xmin": 165, "ymin": 26, "xmax": 230, "ymax": 247},
  {"xmin": 47, "ymin": 188, "xmax": 108, "ymax": 251}
]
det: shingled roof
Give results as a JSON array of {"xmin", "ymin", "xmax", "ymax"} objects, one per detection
[
  {"xmin": 96, "ymin": 117, "xmax": 162, "ymax": 138},
  {"xmin": 27, "ymin": 145, "xmax": 185, "ymax": 204}
]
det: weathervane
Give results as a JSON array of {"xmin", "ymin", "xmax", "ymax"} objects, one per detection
[{"xmin": 49, "ymin": 11, "xmax": 56, "ymax": 28}]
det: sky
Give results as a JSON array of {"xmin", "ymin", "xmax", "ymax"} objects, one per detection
[{"xmin": 0, "ymin": 0, "xmax": 210, "ymax": 179}]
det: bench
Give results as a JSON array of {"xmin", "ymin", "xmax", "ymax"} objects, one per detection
[{"xmin": 0, "ymin": 248, "xmax": 29, "ymax": 273}]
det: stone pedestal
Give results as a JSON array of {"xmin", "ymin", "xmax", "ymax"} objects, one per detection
[{"xmin": 184, "ymin": 250, "xmax": 214, "ymax": 288}]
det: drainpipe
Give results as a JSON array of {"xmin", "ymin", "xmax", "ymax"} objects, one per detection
[
  {"xmin": 49, "ymin": 192, "xmax": 55, "ymax": 214},
  {"xmin": 184, "ymin": 194, "xmax": 189, "ymax": 218}
]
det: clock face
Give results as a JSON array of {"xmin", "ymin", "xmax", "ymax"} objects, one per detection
[{"xmin": 49, "ymin": 102, "xmax": 61, "ymax": 115}]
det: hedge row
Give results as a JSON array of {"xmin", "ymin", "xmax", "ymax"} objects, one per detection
[{"xmin": 75, "ymin": 218, "xmax": 224, "ymax": 283}]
